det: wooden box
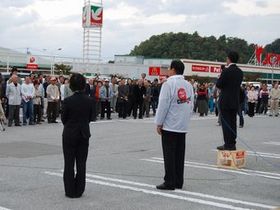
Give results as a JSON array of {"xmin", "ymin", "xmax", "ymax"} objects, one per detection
[{"xmin": 217, "ymin": 150, "xmax": 246, "ymax": 169}]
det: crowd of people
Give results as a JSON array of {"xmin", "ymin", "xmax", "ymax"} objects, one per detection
[
  {"xmin": 0, "ymin": 67, "xmax": 279, "ymax": 129},
  {"xmin": 192, "ymin": 80, "xmax": 280, "ymax": 126}
]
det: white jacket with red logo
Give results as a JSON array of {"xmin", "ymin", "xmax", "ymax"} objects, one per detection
[{"xmin": 155, "ymin": 75, "xmax": 194, "ymax": 133}]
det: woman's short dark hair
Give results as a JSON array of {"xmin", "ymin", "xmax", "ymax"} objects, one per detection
[
  {"xmin": 69, "ymin": 73, "xmax": 86, "ymax": 92},
  {"xmin": 170, "ymin": 60, "xmax": 185, "ymax": 75},
  {"xmin": 227, "ymin": 51, "xmax": 239, "ymax": 63}
]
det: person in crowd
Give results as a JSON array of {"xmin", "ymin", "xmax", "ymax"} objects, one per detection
[
  {"xmin": 127, "ymin": 79, "xmax": 134, "ymax": 117},
  {"xmin": 269, "ymin": 83, "xmax": 280, "ymax": 117},
  {"xmin": 117, "ymin": 78, "xmax": 129, "ymax": 119},
  {"xmin": 61, "ymin": 73, "xmax": 93, "ymax": 198},
  {"xmin": 46, "ymin": 77, "xmax": 60, "ymax": 123},
  {"xmin": 143, "ymin": 80, "xmax": 152, "ymax": 117},
  {"xmin": 196, "ymin": 84, "xmax": 208, "ymax": 117},
  {"xmin": 255, "ymin": 86, "xmax": 261, "ymax": 114},
  {"xmin": 95, "ymin": 81, "xmax": 102, "ymax": 118},
  {"xmin": 132, "ymin": 79, "xmax": 145, "ymax": 119},
  {"xmin": 43, "ymin": 76, "xmax": 50, "ymax": 117},
  {"xmin": 21, "ymin": 76, "xmax": 35, "ymax": 125},
  {"xmin": 208, "ymin": 83, "xmax": 215, "ymax": 114},
  {"xmin": 0, "ymin": 100, "xmax": 5, "ymax": 123},
  {"xmin": 6, "ymin": 75, "xmax": 22, "ymax": 127},
  {"xmin": 259, "ymin": 84, "xmax": 269, "ymax": 115},
  {"xmin": 238, "ymin": 85, "xmax": 246, "ymax": 128},
  {"xmin": 155, "ymin": 60, "xmax": 194, "ymax": 190},
  {"xmin": 33, "ymin": 80, "xmax": 42, "ymax": 124},
  {"xmin": 216, "ymin": 51, "xmax": 243, "ymax": 151},
  {"xmin": 247, "ymin": 86, "xmax": 258, "ymax": 117},
  {"xmin": 63, "ymin": 78, "xmax": 73, "ymax": 99},
  {"xmin": 111, "ymin": 77, "xmax": 119, "ymax": 113},
  {"xmin": 100, "ymin": 79, "xmax": 113, "ymax": 120},
  {"xmin": 0, "ymin": 73, "xmax": 6, "ymax": 115},
  {"xmin": 151, "ymin": 78, "xmax": 160, "ymax": 116}
]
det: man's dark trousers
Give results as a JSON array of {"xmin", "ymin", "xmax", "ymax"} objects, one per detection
[
  {"xmin": 161, "ymin": 130, "xmax": 186, "ymax": 188},
  {"xmin": 63, "ymin": 135, "xmax": 89, "ymax": 198},
  {"xmin": 220, "ymin": 108, "xmax": 237, "ymax": 148}
]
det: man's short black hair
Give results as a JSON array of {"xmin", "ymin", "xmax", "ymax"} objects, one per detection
[
  {"xmin": 170, "ymin": 60, "xmax": 185, "ymax": 75},
  {"xmin": 227, "ymin": 51, "xmax": 239, "ymax": 63},
  {"xmin": 69, "ymin": 73, "xmax": 86, "ymax": 92}
]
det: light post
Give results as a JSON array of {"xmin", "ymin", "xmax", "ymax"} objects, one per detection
[{"xmin": 44, "ymin": 48, "xmax": 62, "ymax": 75}]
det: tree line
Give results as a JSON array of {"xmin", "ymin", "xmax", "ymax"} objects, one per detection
[{"xmin": 129, "ymin": 32, "xmax": 280, "ymax": 64}]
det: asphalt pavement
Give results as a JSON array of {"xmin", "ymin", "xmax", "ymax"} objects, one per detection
[{"xmin": 0, "ymin": 113, "xmax": 279, "ymax": 210}]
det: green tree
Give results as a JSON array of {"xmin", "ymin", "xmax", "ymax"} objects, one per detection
[{"xmin": 54, "ymin": 63, "xmax": 72, "ymax": 75}]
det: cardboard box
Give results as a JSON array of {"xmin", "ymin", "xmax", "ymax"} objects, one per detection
[{"xmin": 217, "ymin": 150, "xmax": 246, "ymax": 169}]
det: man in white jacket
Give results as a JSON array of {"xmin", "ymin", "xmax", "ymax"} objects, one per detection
[
  {"xmin": 6, "ymin": 75, "xmax": 22, "ymax": 127},
  {"xmin": 155, "ymin": 60, "xmax": 194, "ymax": 190}
]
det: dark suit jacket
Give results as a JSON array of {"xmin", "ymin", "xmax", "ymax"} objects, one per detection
[
  {"xmin": 216, "ymin": 64, "xmax": 243, "ymax": 110},
  {"xmin": 62, "ymin": 92, "xmax": 93, "ymax": 141}
]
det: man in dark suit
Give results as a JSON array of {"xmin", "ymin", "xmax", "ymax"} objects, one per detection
[
  {"xmin": 216, "ymin": 51, "xmax": 243, "ymax": 150},
  {"xmin": 61, "ymin": 73, "xmax": 93, "ymax": 198}
]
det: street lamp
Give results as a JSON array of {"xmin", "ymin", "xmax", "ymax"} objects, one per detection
[{"xmin": 47, "ymin": 48, "xmax": 62, "ymax": 75}]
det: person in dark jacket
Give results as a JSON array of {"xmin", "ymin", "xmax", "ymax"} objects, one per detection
[
  {"xmin": 61, "ymin": 73, "xmax": 93, "ymax": 198},
  {"xmin": 132, "ymin": 79, "xmax": 146, "ymax": 119},
  {"xmin": 216, "ymin": 51, "xmax": 243, "ymax": 151},
  {"xmin": 237, "ymin": 85, "xmax": 246, "ymax": 128}
]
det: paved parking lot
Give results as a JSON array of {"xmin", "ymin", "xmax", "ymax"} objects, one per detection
[{"xmin": 0, "ymin": 114, "xmax": 279, "ymax": 210}]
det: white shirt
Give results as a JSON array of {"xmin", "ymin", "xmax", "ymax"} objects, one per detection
[
  {"xmin": 155, "ymin": 75, "xmax": 194, "ymax": 133},
  {"xmin": 21, "ymin": 83, "xmax": 35, "ymax": 102}
]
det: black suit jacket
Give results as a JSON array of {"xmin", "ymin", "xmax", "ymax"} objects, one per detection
[
  {"xmin": 216, "ymin": 64, "xmax": 243, "ymax": 110},
  {"xmin": 62, "ymin": 92, "xmax": 93, "ymax": 140}
]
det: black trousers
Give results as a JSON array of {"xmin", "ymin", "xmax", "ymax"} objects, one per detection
[
  {"xmin": 47, "ymin": 102, "xmax": 58, "ymax": 122},
  {"xmin": 63, "ymin": 135, "xmax": 89, "ymax": 198},
  {"xmin": 132, "ymin": 101, "xmax": 143, "ymax": 119},
  {"xmin": 118, "ymin": 100, "xmax": 128, "ymax": 118},
  {"xmin": 248, "ymin": 102, "xmax": 255, "ymax": 117},
  {"xmin": 161, "ymin": 130, "xmax": 186, "ymax": 188},
  {"xmin": 34, "ymin": 104, "xmax": 42, "ymax": 123},
  {"xmin": 220, "ymin": 109, "xmax": 237, "ymax": 148},
  {"xmin": 8, "ymin": 105, "xmax": 20, "ymax": 126},
  {"xmin": 101, "ymin": 101, "xmax": 111, "ymax": 119}
]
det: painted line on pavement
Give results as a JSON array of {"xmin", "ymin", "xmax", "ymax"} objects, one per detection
[
  {"xmin": 45, "ymin": 171, "xmax": 268, "ymax": 210},
  {"xmin": 85, "ymin": 174, "xmax": 275, "ymax": 209},
  {"xmin": 142, "ymin": 158, "xmax": 280, "ymax": 180},
  {"xmin": 0, "ymin": 206, "xmax": 12, "ymax": 210},
  {"xmin": 263, "ymin": 141, "xmax": 280, "ymax": 146}
]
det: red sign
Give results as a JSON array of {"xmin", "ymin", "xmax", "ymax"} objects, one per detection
[
  {"xmin": 149, "ymin": 66, "xmax": 161, "ymax": 76},
  {"xmin": 210, "ymin": 66, "xmax": 222, "ymax": 73},
  {"xmin": 26, "ymin": 56, "xmax": 38, "ymax": 70},
  {"xmin": 26, "ymin": 63, "xmax": 38, "ymax": 70},
  {"xmin": 192, "ymin": 65, "xmax": 209, "ymax": 72}
]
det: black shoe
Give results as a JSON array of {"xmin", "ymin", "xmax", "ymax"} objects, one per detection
[
  {"xmin": 107, "ymin": 118, "xmax": 112, "ymax": 120},
  {"xmin": 15, "ymin": 124, "xmax": 21, "ymax": 127},
  {"xmin": 156, "ymin": 183, "xmax": 175, "ymax": 190},
  {"xmin": 217, "ymin": 145, "xmax": 236, "ymax": 151},
  {"xmin": 239, "ymin": 125, "xmax": 243, "ymax": 128},
  {"xmin": 52, "ymin": 121, "xmax": 58, "ymax": 123},
  {"xmin": 29, "ymin": 122, "xmax": 35, "ymax": 125}
]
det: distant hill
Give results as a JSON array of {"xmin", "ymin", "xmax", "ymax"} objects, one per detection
[{"xmin": 129, "ymin": 32, "xmax": 280, "ymax": 64}]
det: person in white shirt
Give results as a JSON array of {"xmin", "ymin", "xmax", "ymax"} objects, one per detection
[
  {"xmin": 6, "ymin": 75, "xmax": 22, "ymax": 127},
  {"xmin": 21, "ymin": 76, "xmax": 35, "ymax": 125},
  {"xmin": 155, "ymin": 60, "xmax": 194, "ymax": 190}
]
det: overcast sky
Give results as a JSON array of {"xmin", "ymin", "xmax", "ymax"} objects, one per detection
[{"xmin": 0, "ymin": 0, "xmax": 279, "ymax": 61}]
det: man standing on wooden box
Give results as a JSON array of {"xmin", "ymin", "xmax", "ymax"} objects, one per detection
[
  {"xmin": 216, "ymin": 51, "xmax": 243, "ymax": 151},
  {"xmin": 155, "ymin": 60, "xmax": 194, "ymax": 190}
]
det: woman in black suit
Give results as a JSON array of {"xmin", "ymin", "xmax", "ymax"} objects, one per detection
[{"xmin": 61, "ymin": 73, "xmax": 93, "ymax": 198}]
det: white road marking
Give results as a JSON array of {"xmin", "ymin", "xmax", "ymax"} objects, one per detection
[
  {"xmin": 0, "ymin": 206, "xmax": 12, "ymax": 210},
  {"xmin": 85, "ymin": 174, "xmax": 275, "ymax": 209},
  {"xmin": 142, "ymin": 158, "xmax": 280, "ymax": 180},
  {"xmin": 45, "ymin": 171, "xmax": 274, "ymax": 210},
  {"xmin": 263, "ymin": 141, "xmax": 280, "ymax": 146}
]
